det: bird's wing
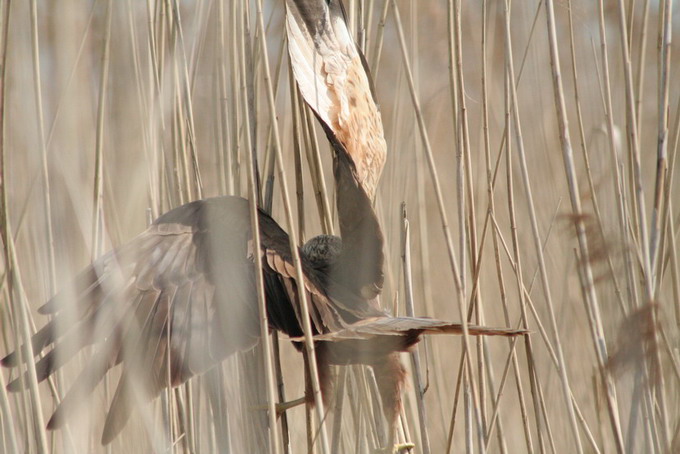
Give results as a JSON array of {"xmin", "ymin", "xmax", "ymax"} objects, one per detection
[
  {"xmin": 2, "ymin": 197, "xmax": 265, "ymax": 442},
  {"xmin": 254, "ymin": 206, "xmax": 355, "ymax": 334},
  {"xmin": 328, "ymin": 148, "xmax": 385, "ymax": 300},
  {"xmin": 0, "ymin": 196, "xmax": 352, "ymax": 443},
  {"xmin": 297, "ymin": 316, "xmax": 528, "ymax": 341},
  {"xmin": 285, "ymin": 0, "xmax": 386, "ymax": 199},
  {"xmin": 285, "ymin": 0, "xmax": 385, "ymax": 300}
]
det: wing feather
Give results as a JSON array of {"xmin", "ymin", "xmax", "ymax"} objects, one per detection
[
  {"xmin": 300, "ymin": 317, "xmax": 528, "ymax": 341},
  {"xmin": 1, "ymin": 195, "xmax": 393, "ymax": 443},
  {"xmin": 285, "ymin": 0, "xmax": 386, "ymax": 198}
]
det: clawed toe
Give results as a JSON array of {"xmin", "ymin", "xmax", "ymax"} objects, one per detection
[
  {"xmin": 274, "ymin": 397, "xmax": 306, "ymax": 416},
  {"xmin": 372, "ymin": 442, "xmax": 415, "ymax": 454}
]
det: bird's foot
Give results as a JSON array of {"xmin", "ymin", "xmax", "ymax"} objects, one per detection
[
  {"xmin": 274, "ymin": 397, "xmax": 306, "ymax": 416},
  {"xmin": 372, "ymin": 442, "xmax": 415, "ymax": 454},
  {"xmin": 252, "ymin": 397, "xmax": 307, "ymax": 417}
]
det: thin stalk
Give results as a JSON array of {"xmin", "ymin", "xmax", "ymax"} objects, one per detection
[
  {"xmin": 91, "ymin": 0, "xmax": 113, "ymax": 256},
  {"xmin": 480, "ymin": 2, "xmax": 532, "ymax": 452},
  {"xmin": 0, "ymin": 2, "xmax": 19, "ymax": 451},
  {"xmin": 29, "ymin": 0, "xmax": 56, "ymax": 294},
  {"xmin": 369, "ymin": 0, "xmax": 389, "ymax": 78},
  {"xmin": 543, "ymin": 0, "xmax": 625, "ymax": 450},
  {"xmin": 169, "ymin": 0, "xmax": 202, "ymax": 198},
  {"xmin": 633, "ymin": 0, "xmax": 650, "ymax": 138},
  {"xmin": 401, "ymin": 204, "xmax": 431, "ymax": 454},
  {"xmin": 503, "ymin": 0, "xmax": 584, "ymax": 451},
  {"xmin": 613, "ymin": 0, "xmax": 671, "ymax": 446},
  {"xmin": 330, "ymin": 368, "xmax": 347, "ymax": 454},
  {"xmin": 290, "ymin": 69, "xmax": 305, "ymax": 241},
  {"xmin": 255, "ymin": 1, "xmax": 329, "ymax": 452},
  {"xmin": 392, "ymin": 3, "xmax": 485, "ymax": 452},
  {"xmin": 244, "ymin": 79, "xmax": 282, "ymax": 454},
  {"xmin": 596, "ymin": 0, "xmax": 638, "ymax": 314},
  {"xmin": 650, "ymin": 0, "xmax": 672, "ymax": 290},
  {"xmin": 301, "ymin": 103, "xmax": 333, "ymax": 235}
]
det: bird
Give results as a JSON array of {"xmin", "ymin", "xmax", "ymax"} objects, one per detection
[
  {"xmin": 1, "ymin": 148, "xmax": 524, "ymax": 446},
  {"xmin": 3, "ymin": 1, "xmax": 527, "ymax": 449}
]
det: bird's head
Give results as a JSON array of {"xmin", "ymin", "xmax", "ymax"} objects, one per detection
[{"xmin": 302, "ymin": 234, "xmax": 342, "ymax": 269}]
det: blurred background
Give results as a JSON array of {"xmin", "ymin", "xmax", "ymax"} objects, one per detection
[{"xmin": 1, "ymin": 0, "xmax": 679, "ymax": 452}]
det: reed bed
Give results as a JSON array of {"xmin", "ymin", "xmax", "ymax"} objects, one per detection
[{"xmin": 1, "ymin": 0, "xmax": 679, "ymax": 452}]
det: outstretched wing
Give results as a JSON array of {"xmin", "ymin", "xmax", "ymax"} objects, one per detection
[
  {"xmin": 328, "ymin": 147, "xmax": 385, "ymax": 300},
  {"xmin": 1, "ymin": 196, "xmax": 358, "ymax": 443},
  {"xmin": 292, "ymin": 316, "xmax": 526, "ymax": 370},
  {"xmin": 3, "ymin": 197, "xmax": 267, "ymax": 442},
  {"xmin": 285, "ymin": 0, "xmax": 386, "ymax": 199},
  {"xmin": 303, "ymin": 316, "xmax": 528, "ymax": 342},
  {"xmin": 285, "ymin": 0, "xmax": 386, "ymax": 301}
]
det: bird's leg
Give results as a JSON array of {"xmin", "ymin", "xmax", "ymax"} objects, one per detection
[
  {"xmin": 369, "ymin": 353, "xmax": 415, "ymax": 453},
  {"xmin": 301, "ymin": 342, "xmax": 334, "ymax": 407}
]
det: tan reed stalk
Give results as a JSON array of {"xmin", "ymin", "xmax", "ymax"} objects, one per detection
[
  {"xmin": 543, "ymin": 0, "xmax": 626, "ymax": 451},
  {"xmin": 394, "ymin": 0, "xmax": 476, "ymax": 391},
  {"xmin": 479, "ymin": 3, "xmax": 533, "ymax": 453},
  {"xmin": 501, "ymin": 1, "xmax": 586, "ymax": 451},
  {"xmin": 369, "ymin": 0, "xmax": 389, "ymax": 78},
  {"xmin": 401, "ymin": 204, "xmax": 430, "ymax": 454},
  {"xmin": 244, "ymin": 66, "xmax": 282, "ymax": 454},
  {"xmin": 0, "ymin": 3, "xmax": 19, "ymax": 451},
  {"xmin": 650, "ymin": 0, "xmax": 672, "ymax": 292},
  {"xmin": 256, "ymin": 1, "xmax": 330, "ymax": 452},
  {"xmin": 613, "ymin": 0, "xmax": 672, "ymax": 447},
  {"xmin": 634, "ymin": 0, "xmax": 651, "ymax": 139},
  {"xmin": 29, "ymin": 0, "xmax": 57, "ymax": 297},
  {"xmin": 300, "ymin": 103, "xmax": 334, "ymax": 236},
  {"xmin": 566, "ymin": 0, "xmax": 627, "ymax": 315},
  {"xmin": 91, "ymin": 0, "xmax": 112, "ymax": 250},
  {"xmin": 0, "ymin": 127, "xmax": 49, "ymax": 454}
]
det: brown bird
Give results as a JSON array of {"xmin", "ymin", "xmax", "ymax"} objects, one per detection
[
  {"xmin": 4, "ymin": 1, "xmax": 526, "ymax": 449},
  {"xmin": 2, "ymin": 149, "xmax": 524, "ymax": 446}
]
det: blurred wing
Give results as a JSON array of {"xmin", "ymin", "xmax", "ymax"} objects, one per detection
[
  {"xmin": 285, "ymin": 0, "xmax": 386, "ymax": 199},
  {"xmin": 301, "ymin": 316, "xmax": 528, "ymax": 341},
  {"xmin": 1, "ymin": 196, "xmax": 386, "ymax": 442},
  {"xmin": 2, "ymin": 197, "xmax": 271, "ymax": 442}
]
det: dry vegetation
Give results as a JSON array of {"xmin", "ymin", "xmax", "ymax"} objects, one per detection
[{"xmin": 1, "ymin": 0, "xmax": 679, "ymax": 453}]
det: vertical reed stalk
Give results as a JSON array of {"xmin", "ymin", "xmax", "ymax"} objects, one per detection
[{"xmin": 256, "ymin": 1, "xmax": 329, "ymax": 452}]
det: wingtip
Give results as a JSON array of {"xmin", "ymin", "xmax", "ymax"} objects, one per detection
[
  {"xmin": 100, "ymin": 405, "xmax": 129, "ymax": 446},
  {"xmin": 37, "ymin": 298, "xmax": 58, "ymax": 314},
  {"xmin": 6, "ymin": 377, "xmax": 24, "ymax": 392},
  {"xmin": 46, "ymin": 410, "xmax": 63, "ymax": 431},
  {"xmin": 100, "ymin": 427, "xmax": 116, "ymax": 446},
  {"xmin": 1, "ymin": 353, "xmax": 15, "ymax": 368}
]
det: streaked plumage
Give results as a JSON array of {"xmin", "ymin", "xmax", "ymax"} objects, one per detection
[{"xmin": 286, "ymin": 0, "xmax": 386, "ymax": 200}]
